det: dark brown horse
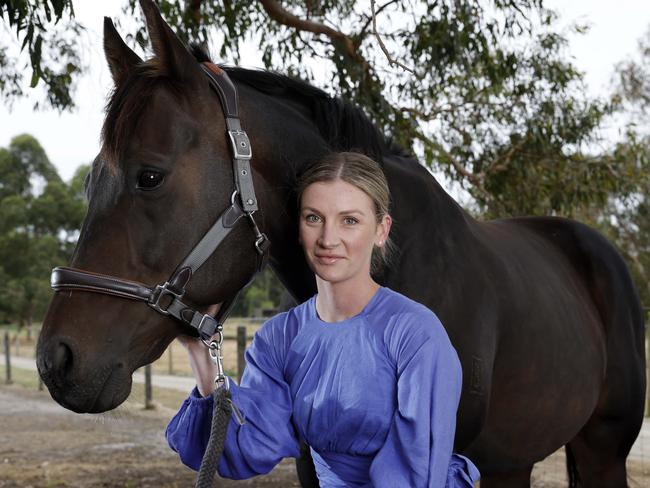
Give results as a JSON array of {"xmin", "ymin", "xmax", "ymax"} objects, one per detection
[{"xmin": 37, "ymin": 1, "xmax": 645, "ymax": 486}]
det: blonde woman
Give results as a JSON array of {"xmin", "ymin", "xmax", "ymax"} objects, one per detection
[{"xmin": 167, "ymin": 152, "xmax": 480, "ymax": 487}]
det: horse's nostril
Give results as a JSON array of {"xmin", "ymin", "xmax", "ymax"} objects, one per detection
[{"xmin": 53, "ymin": 342, "xmax": 73, "ymax": 379}]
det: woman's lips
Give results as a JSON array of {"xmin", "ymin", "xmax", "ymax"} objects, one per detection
[{"xmin": 315, "ymin": 254, "xmax": 344, "ymax": 265}]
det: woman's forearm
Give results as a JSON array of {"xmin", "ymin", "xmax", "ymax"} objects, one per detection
[{"xmin": 184, "ymin": 339, "xmax": 220, "ymax": 397}]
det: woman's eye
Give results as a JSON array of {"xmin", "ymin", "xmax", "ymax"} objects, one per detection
[
  {"xmin": 305, "ymin": 214, "xmax": 320, "ymax": 223},
  {"xmin": 137, "ymin": 170, "xmax": 164, "ymax": 190},
  {"xmin": 344, "ymin": 217, "xmax": 358, "ymax": 225}
]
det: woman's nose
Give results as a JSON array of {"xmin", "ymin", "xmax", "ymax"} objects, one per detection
[{"xmin": 318, "ymin": 222, "xmax": 340, "ymax": 248}]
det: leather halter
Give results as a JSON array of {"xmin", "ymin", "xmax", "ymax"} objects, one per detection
[{"xmin": 50, "ymin": 62, "xmax": 270, "ymax": 341}]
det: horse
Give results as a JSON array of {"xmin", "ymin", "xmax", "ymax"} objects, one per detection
[{"xmin": 36, "ymin": 1, "xmax": 646, "ymax": 486}]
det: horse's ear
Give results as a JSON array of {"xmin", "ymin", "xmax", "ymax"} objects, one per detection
[
  {"xmin": 139, "ymin": 0, "xmax": 203, "ymax": 83},
  {"xmin": 103, "ymin": 17, "xmax": 142, "ymax": 85}
]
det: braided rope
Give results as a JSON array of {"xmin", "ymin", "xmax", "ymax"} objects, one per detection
[{"xmin": 196, "ymin": 387, "xmax": 233, "ymax": 488}]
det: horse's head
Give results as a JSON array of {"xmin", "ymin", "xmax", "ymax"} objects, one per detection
[{"xmin": 36, "ymin": 0, "xmax": 268, "ymax": 413}]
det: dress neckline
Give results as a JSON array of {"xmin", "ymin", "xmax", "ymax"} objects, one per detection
[{"xmin": 310, "ymin": 286, "xmax": 386, "ymax": 325}]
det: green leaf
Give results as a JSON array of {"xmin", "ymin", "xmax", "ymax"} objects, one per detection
[{"xmin": 29, "ymin": 69, "xmax": 39, "ymax": 88}]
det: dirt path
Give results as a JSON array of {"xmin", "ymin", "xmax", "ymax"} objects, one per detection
[
  {"xmin": 1, "ymin": 384, "xmax": 648, "ymax": 487},
  {"xmin": 0, "ymin": 385, "xmax": 300, "ymax": 488}
]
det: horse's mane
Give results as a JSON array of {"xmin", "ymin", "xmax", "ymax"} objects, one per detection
[
  {"xmin": 190, "ymin": 46, "xmax": 409, "ymax": 162},
  {"xmin": 102, "ymin": 46, "xmax": 410, "ymax": 165}
]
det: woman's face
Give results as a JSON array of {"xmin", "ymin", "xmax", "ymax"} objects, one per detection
[{"xmin": 299, "ymin": 179, "xmax": 391, "ymax": 285}]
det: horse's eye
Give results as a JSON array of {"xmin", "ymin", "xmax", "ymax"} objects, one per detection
[{"xmin": 136, "ymin": 170, "xmax": 164, "ymax": 190}]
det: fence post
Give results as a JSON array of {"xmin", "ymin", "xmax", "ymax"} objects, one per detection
[
  {"xmin": 144, "ymin": 364, "xmax": 154, "ymax": 409},
  {"xmin": 4, "ymin": 331, "xmax": 12, "ymax": 384},
  {"xmin": 645, "ymin": 323, "xmax": 649, "ymax": 417},
  {"xmin": 35, "ymin": 341, "xmax": 43, "ymax": 391},
  {"xmin": 237, "ymin": 326, "xmax": 247, "ymax": 384}
]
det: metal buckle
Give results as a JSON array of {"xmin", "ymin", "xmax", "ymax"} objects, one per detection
[
  {"xmin": 228, "ymin": 130, "xmax": 252, "ymax": 160},
  {"xmin": 148, "ymin": 283, "xmax": 183, "ymax": 315},
  {"xmin": 197, "ymin": 314, "xmax": 220, "ymax": 340}
]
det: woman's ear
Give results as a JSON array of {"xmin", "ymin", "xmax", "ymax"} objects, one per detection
[{"xmin": 376, "ymin": 214, "xmax": 392, "ymax": 246}]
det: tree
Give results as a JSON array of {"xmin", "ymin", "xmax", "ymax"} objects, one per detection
[
  {"xmin": 0, "ymin": 134, "xmax": 87, "ymax": 329},
  {"xmin": 0, "ymin": 0, "xmax": 85, "ymax": 110},
  {"xmin": 3, "ymin": 0, "xmax": 642, "ymax": 217}
]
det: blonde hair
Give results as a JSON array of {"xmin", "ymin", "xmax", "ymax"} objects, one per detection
[{"xmin": 296, "ymin": 152, "xmax": 395, "ymax": 276}]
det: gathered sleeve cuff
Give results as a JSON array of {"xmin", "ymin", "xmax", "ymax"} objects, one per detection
[
  {"xmin": 165, "ymin": 386, "xmax": 215, "ymax": 471},
  {"xmin": 166, "ymin": 323, "xmax": 300, "ymax": 479}
]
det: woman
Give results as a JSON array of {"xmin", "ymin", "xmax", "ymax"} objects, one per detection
[{"xmin": 166, "ymin": 152, "xmax": 480, "ymax": 487}]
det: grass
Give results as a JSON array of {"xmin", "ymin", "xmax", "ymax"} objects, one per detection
[{"xmin": 0, "ymin": 363, "xmax": 42, "ymax": 390}]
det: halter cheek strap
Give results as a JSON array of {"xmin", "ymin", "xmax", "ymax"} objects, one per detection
[{"xmin": 51, "ymin": 63, "xmax": 270, "ymax": 341}]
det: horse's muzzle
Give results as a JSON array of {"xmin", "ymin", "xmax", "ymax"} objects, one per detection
[{"xmin": 37, "ymin": 335, "xmax": 131, "ymax": 413}]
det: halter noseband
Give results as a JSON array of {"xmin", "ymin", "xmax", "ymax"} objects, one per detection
[{"xmin": 50, "ymin": 62, "xmax": 270, "ymax": 341}]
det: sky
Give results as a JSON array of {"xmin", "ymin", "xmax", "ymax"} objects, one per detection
[{"xmin": 1, "ymin": 0, "xmax": 649, "ymax": 182}]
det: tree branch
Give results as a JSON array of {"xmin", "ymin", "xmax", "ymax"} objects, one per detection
[
  {"xmin": 413, "ymin": 128, "xmax": 486, "ymax": 189},
  {"xmin": 257, "ymin": 0, "xmax": 363, "ymax": 63},
  {"xmin": 370, "ymin": 0, "xmax": 416, "ymax": 74},
  {"xmin": 359, "ymin": 0, "xmax": 400, "ymax": 38}
]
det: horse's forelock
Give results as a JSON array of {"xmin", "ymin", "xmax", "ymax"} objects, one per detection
[{"xmin": 101, "ymin": 60, "xmax": 182, "ymax": 170}]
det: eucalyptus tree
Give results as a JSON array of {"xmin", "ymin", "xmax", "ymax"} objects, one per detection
[{"xmin": 1, "ymin": 1, "xmax": 641, "ymax": 217}]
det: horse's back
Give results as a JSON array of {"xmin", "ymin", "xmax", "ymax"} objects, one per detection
[{"xmin": 508, "ymin": 215, "xmax": 645, "ymax": 355}]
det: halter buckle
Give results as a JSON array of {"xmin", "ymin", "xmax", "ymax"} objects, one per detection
[
  {"xmin": 148, "ymin": 282, "xmax": 183, "ymax": 315},
  {"xmin": 197, "ymin": 314, "xmax": 220, "ymax": 341},
  {"xmin": 228, "ymin": 130, "xmax": 252, "ymax": 160}
]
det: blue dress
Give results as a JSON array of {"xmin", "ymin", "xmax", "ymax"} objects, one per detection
[{"xmin": 166, "ymin": 286, "xmax": 480, "ymax": 487}]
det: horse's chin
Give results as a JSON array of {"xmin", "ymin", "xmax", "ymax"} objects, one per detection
[{"xmin": 46, "ymin": 365, "xmax": 133, "ymax": 414}]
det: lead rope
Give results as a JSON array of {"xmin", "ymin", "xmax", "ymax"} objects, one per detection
[{"xmin": 196, "ymin": 328, "xmax": 246, "ymax": 488}]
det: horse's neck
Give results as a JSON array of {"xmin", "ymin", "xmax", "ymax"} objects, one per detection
[
  {"xmin": 241, "ymin": 85, "xmax": 474, "ymax": 299},
  {"xmin": 383, "ymin": 155, "xmax": 473, "ymax": 241},
  {"xmin": 378, "ymin": 155, "xmax": 478, "ymax": 296}
]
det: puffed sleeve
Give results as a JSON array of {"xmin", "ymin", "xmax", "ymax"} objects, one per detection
[
  {"xmin": 166, "ymin": 320, "xmax": 300, "ymax": 479},
  {"xmin": 368, "ymin": 313, "xmax": 480, "ymax": 487}
]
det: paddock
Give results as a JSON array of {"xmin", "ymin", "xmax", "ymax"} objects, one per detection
[
  {"xmin": 1, "ymin": 380, "xmax": 649, "ymax": 487},
  {"xmin": 1, "ymin": 326, "xmax": 649, "ymax": 487}
]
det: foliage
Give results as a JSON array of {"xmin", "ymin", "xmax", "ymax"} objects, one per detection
[
  {"xmin": 231, "ymin": 267, "xmax": 286, "ymax": 318},
  {"xmin": 582, "ymin": 28, "xmax": 650, "ymax": 309},
  {"xmin": 614, "ymin": 27, "xmax": 650, "ymax": 131},
  {"xmin": 2, "ymin": 1, "xmax": 642, "ymax": 217},
  {"xmin": 0, "ymin": 134, "xmax": 87, "ymax": 325},
  {"xmin": 0, "ymin": 0, "xmax": 85, "ymax": 110}
]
